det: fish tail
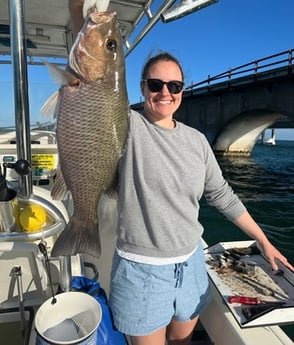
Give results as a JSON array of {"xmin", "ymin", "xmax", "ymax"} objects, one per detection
[{"xmin": 51, "ymin": 215, "xmax": 101, "ymax": 258}]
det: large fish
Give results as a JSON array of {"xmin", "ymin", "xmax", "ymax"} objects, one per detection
[{"xmin": 43, "ymin": 9, "xmax": 129, "ymax": 258}]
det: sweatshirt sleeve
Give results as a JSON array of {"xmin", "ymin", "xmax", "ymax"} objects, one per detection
[{"xmin": 201, "ymin": 135, "xmax": 246, "ymax": 221}]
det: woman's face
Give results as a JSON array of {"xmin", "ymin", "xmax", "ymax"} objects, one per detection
[{"xmin": 141, "ymin": 60, "xmax": 183, "ymax": 127}]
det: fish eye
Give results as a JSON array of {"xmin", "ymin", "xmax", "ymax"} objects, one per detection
[{"xmin": 106, "ymin": 39, "xmax": 117, "ymax": 52}]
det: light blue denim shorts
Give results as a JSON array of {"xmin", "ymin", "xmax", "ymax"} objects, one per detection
[{"xmin": 109, "ymin": 243, "xmax": 210, "ymax": 336}]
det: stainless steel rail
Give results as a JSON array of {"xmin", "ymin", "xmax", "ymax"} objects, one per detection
[{"xmin": 9, "ymin": 0, "xmax": 32, "ymax": 198}]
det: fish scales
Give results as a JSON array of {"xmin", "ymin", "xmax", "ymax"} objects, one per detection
[
  {"xmin": 49, "ymin": 11, "xmax": 129, "ymax": 258},
  {"xmin": 57, "ymin": 83, "xmax": 126, "ymax": 215}
]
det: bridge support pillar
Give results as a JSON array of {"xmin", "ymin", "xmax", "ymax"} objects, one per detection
[{"xmin": 213, "ymin": 110, "xmax": 283, "ymax": 156}]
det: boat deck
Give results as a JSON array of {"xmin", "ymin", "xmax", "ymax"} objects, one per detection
[{"xmin": 0, "ymin": 195, "xmax": 293, "ymax": 345}]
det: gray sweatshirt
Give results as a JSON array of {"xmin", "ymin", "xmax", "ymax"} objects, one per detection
[{"xmin": 116, "ymin": 110, "xmax": 246, "ymax": 258}]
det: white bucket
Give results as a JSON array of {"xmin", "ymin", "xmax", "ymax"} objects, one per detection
[{"xmin": 35, "ymin": 292, "xmax": 102, "ymax": 345}]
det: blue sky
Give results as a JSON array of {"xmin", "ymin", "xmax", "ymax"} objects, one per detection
[
  {"xmin": 125, "ymin": 0, "xmax": 294, "ymax": 140},
  {"xmin": 1, "ymin": 0, "xmax": 294, "ymax": 139},
  {"xmin": 126, "ymin": 0, "xmax": 294, "ymax": 102}
]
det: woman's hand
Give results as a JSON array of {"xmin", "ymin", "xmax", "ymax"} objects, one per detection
[
  {"xmin": 68, "ymin": 0, "xmax": 85, "ymax": 37},
  {"xmin": 233, "ymin": 211, "xmax": 294, "ymax": 272},
  {"xmin": 257, "ymin": 238, "xmax": 294, "ymax": 272}
]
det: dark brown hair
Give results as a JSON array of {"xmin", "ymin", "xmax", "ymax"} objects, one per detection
[{"xmin": 141, "ymin": 52, "xmax": 184, "ymax": 81}]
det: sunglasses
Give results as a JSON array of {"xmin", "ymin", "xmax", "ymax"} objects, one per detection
[{"xmin": 142, "ymin": 79, "xmax": 184, "ymax": 94}]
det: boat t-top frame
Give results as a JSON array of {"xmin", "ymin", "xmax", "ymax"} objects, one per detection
[{"xmin": 0, "ymin": 0, "xmax": 218, "ymax": 198}]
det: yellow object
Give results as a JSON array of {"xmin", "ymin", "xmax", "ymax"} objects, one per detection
[{"xmin": 19, "ymin": 204, "xmax": 46, "ymax": 232}]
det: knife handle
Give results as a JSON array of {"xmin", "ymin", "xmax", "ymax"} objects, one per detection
[{"xmin": 228, "ymin": 295, "xmax": 260, "ymax": 304}]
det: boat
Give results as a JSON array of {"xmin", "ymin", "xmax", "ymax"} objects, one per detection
[
  {"xmin": 0, "ymin": 1, "xmax": 293, "ymax": 344},
  {"xmin": 1, "ymin": 196, "xmax": 294, "ymax": 345},
  {"xmin": 261, "ymin": 129, "xmax": 276, "ymax": 146},
  {"xmin": 0, "ymin": 127, "xmax": 58, "ymax": 187}
]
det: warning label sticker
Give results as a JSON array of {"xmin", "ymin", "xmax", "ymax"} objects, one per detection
[{"xmin": 31, "ymin": 154, "xmax": 55, "ymax": 169}]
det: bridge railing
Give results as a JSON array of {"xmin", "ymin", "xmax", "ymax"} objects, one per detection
[{"xmin": 186, "ymin": 48, "xmax": 293, "ymax": 91}]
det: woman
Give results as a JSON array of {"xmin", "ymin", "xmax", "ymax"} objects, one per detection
[{"xmin": 69, "ymin": 2, "xmax": 294, "ymax": 344}]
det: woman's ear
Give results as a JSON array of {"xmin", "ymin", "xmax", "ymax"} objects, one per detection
[{"xmin": 140, "ymin": 80, "xmax": 145, "ymax": 96}]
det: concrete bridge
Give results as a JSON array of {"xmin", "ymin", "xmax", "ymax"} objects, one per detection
[
  {"xmin": 132, "ymin": 49, "xmax": 294, "ymax": 156},
  {"xmin": 174, "ymin": 49, "xmax": 294, "ymax": 156}
]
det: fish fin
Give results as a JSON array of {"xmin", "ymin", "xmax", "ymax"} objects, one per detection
[
  {"xmin": 41, "ymin": 61, "xmax": 80, "ymax": 117},
  {"xmin": 105, "ymin": 190, "xmax": 118, "ymax": 199},
  {"xmin": 51, "ymin": 215, "xmax": 101, "ymax": 258},
  {"xmin": 40, "ymin": 91, "xmax": 60, "ymax": 117},
  {"xmin": 51, "ymin": 168, "xmax": 69, "ymax": 200},
  {"xmin": 105, "ymin": 170, "xmax": 119, "ymax": 199},
  {"xmin": 42, "ymin": 60, "xmax": 78, "ymax": 86}
]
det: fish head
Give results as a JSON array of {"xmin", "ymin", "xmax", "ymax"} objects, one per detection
[{"xmin": 69, "ymin": 11, "xmax": 124, "ymax": 84}]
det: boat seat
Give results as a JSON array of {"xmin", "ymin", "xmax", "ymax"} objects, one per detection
[
  {"xmin": 0, "ymin": 241, "xmax": 93, "ymax": 308},
  {"xmin": 0, "ymin": 241, "xmax": 54, "ymax": 310},
  {"xmin": 0, "ymin": 241, "xmax": 55, "ymax": 345},
  {"xmin": 0, "ymin": 241, "xmax": 89, "ymax": 345}
]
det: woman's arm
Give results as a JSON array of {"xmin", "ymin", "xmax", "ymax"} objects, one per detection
[
  {"xmin": 68, "ymin": 0, "xmax": 85, "ymax": 37},
  {"xmin": 233, "ymin": 211, "xmax": 294, "ymax": 271}
]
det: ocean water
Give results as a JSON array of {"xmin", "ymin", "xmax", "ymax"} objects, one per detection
[{"xmin": 200, "ymin": 140, "xmax": 294, "ymax": 340}]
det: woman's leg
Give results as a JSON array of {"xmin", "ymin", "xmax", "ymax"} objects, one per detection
[
  {"xmin": 129, "ymin": 316, "xmax": 198, "ymax": 345},
  {"xmin": 166, "ymin": 316, "xmax": 199, "ymax": 345},
  {"xmin": 130, "ymin": 327, "xmax": 166, "ymax": 345}
]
